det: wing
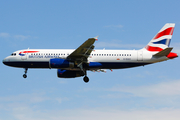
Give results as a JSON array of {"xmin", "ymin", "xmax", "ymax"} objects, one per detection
[{"xmin": 67, "ymin": 36, "xmax": 98, "ymax": 63}]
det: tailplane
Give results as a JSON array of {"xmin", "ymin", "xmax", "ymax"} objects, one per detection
[
  {"xmin": 153, "ymin": 47, "xmax": 173, "ymax": 57},
  {"xmin": 145, "ymin": 23, "xmax": 175, "ymax": 52}
]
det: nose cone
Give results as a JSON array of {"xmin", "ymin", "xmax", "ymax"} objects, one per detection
[
  {"xmin": 2, "ymin": 57, "xmax": 10, "ymax": 66},
  {"xmin": 3, "ymin": 58, "xmax": 7, "ymax": 65}
]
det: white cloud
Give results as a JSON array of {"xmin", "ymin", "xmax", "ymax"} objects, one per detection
[
  {"xmin": 109, "ymin": 80, "xmax": 180, "ymax": 97},
  {"xmin": 14, "ymin": 35, "xmax": 30, "ymax": 41},
  {"xmin": 0, "ymin": 92, "xmax": 68, "ymax": 106},
  {"xmin": 0, "ymin": 93, "xmax": 49, "ymax": 103},
  {"xmin": 173, "ymin": 49, "xmax": 180, "ymax": 55},
  {"xmin": 9, "ymin": 107, "xmax": 180, "ymax": 120},
  {"xmin": 0, "ymin": 32, "xmax": 32, "ymax": 41},
  {"xmin": 96, "ymin": 41, "xmax": 144, "ymax": 49},
  {"xmin": 171, "ymin": 43, "xmax": 180, "ymax": 55},
  {"xmin": 0, "ymin": 33, "xmax": 10, "ymax": 38}
]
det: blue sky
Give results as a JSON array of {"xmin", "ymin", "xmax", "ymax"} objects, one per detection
[{"xmin": 1, "ymin": 0, "xmax": 180, "ymax": 120}]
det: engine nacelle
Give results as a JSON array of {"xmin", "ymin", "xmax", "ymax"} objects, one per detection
[
  {"xmin": 57, "ymin": 69, "xmax": 83, "ymax": 78},
  {"xmin": 50, "ymin": 58, "xmax": 74, "ymax": 68}
]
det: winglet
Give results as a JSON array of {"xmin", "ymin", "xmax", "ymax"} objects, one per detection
[{"xmin": 94, "ymin": 36, "xmax": 99, "ymax": 41}]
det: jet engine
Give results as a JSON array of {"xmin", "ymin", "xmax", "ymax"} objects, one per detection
[
  {"xmin": 57, "ymin": 69, "xmax": 83, "ymax": 78},
  {"xmin": 50, "ymin": 58, "xmax": 74, "ymax": 68}
]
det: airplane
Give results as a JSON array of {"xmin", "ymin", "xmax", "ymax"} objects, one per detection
[{"xmin": 3, "ymin": 23, "xmax": 178, "ymax": 83}]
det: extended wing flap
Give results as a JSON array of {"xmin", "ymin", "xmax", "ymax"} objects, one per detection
[{"xmin": 153, "ymin": 47, "xmax": 173, "ymax": 57}]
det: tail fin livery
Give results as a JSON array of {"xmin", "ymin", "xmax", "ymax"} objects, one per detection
[{"xmin": 145, "ymin": 23, "xmax": 175, "ymax": 52}]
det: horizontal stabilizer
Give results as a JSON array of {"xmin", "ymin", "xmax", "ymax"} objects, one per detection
[{"xmin": 153, "ymin": 47, "xmax": 173, "ymax": 57}]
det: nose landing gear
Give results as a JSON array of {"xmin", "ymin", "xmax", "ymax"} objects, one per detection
[{"xmin": 23, "ymin": 68, "xmax": 28, "ymax": 78}]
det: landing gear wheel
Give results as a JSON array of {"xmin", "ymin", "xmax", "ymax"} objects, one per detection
[
  {"xmin": 23, "ymin": 74, "xmax": 27, "ymax": 78},
  {"xmin": 83, "ymin": 76, "xmax": 89, "ymax": 83},
  {"xmin": 23, "ymin": 68, "xmax": 28, "ymax": 78}
]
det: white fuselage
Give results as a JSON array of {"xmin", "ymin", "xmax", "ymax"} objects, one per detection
[{"xmin": 3, "ymin": 49, "xmax": 169, "ymax": 70}]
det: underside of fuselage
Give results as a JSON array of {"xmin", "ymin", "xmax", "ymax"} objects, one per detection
[{"xmin": 3, "ymin": 61, "xmax": 151, "ymax": 69}]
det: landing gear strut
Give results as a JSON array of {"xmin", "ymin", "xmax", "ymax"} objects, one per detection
[
  {"xmin": 23, "ymin": 68, "xmax": 28, "ymax": 78},
  {"xmin": 77, "ymin": 61, "xmax": 90, "ymax": 83}
]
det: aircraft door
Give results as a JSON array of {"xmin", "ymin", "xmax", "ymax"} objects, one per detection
[
  {"xmin": 21, "ymin": 53, "xmax": 27, "ymax": 60},
  {"xmin": 137, "ymin": 51, "xmax": 143, "ymax": 61}
]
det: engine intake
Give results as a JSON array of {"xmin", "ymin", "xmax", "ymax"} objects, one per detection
[{"xmin": 50, "ymin": 58, "xmax": 74, "ymax": 68}]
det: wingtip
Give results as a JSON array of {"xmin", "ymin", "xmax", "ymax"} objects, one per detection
[{"xmin": 94, "ymin": 36, "xmax": 99, "ymax": 41}]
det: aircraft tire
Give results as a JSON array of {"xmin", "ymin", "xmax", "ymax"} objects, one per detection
[
  {"xmin": 23, "ymin": 74, "xmax": 27, "ymax": 78},
  {"xmin": 83, "ymin": 76, "xmax": 89, "ymax": 83}
]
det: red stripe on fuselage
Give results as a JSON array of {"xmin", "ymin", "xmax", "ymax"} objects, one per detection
[
  {"xmin": 19, "ymin": 51, "xmax": 39, "ymax": 54},
  {"xmin": 153, "ymin": 27, "xmax": 174, "ymax": 40},
  {"xmin": 23, "ymin": 51, "xmax": 39, "ymax": 53}
]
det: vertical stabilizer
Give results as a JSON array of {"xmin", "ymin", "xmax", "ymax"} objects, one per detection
[{"xmin": 145, "ymin": 23, "xmax": 175, "ymax": 52}]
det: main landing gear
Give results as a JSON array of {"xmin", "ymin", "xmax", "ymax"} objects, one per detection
[
  {"xmin": 82, "ymin": 70, "xmax": 89, "ymax": 83},
  {"xmin": 23, "ymin": 68, "xmax": 28, "ymax": 78},
  {"xmin": 83, "ymin": 76, "xmax": 89, "ymax": 83},
  {"xmin": 78, "ymin": 62, "xmax": 90, "ymax": 83}
]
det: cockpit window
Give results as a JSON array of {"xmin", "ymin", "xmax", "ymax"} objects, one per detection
[{"xmin": 11, "ymin": 53, "xmax": 16, "ymax": 56}]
